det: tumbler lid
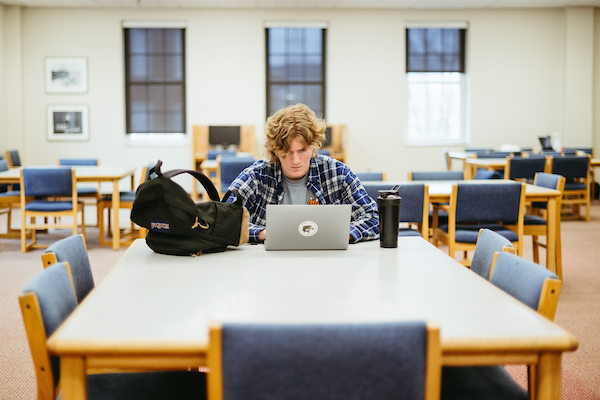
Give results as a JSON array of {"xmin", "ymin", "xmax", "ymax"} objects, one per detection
[{"xmin": 378, "ymin": 185, "xmax": 400, "ymax": 199}]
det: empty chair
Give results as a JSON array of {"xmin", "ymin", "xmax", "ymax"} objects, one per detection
[
  {"xmin": 19, "ymin": 261, "xmax": 206, "ymax": 400},
  {"xmin": 207, "ymin": 149, "xmax": 237, "ymax": 160},
  {"xmin": 318, "ymin": 148, "xmax": 331, "ymax": 156},
  {"xmin": 473, "ymin": 151, "xmax": 516, "ymax": 159},
  {"xmin": 0, "ymin": 159, "xmax": 27, "ymax": 238},
  {"xmin": 470, "ymin": 228, "xmax": 515, "ymax": 280},
  {"xmin": 20, "ymin": 167, "xmax": 85, "ymax": 252},
  {"xmin": 363, "ymin": 183, "xmax": 429, "ymax": 237},
  {"xmin": 551, "ymin": 155, "xmax": 591, "ymax": 221},
  {"xmin": 58, "ymin": 158, "xmax": 100, "ymax": 166},
  {"xmin": 5, "ymin": 149, "xmax": 21, "ymax": 168},
  {"xmin": 208, "ymin": 321, "xmax": 441, "ymax": 400},
  {"xmin": 442, "ymin": 252, "xmax": 562, "ymax": 400},
  {"xmin": 504, "ymin": 155, "xmax": 549, "ymax": 182},
  {"xmin": 218, "ymin": 155, "xmax": 255, "ymax": 196},
  {"xmin": 473, "ymin": 169, "xmax": 503, "ymax": 179},
  {"xmin": 98, "ymin": 163, "xmax": 156, "ymax": 246},
  {"xmin": 58, "ymin": 158, "xmax": 101, "ymax": 225},
  {"xmin": 432, "ymin": 182, "xmax": 525, "ymax": 266},
  {"xmin": 355, "ymin": 171, "xmax": 386, "ymax": 181},
  {"xmin": 464, "ymin": 147, "xmax": 493, "ymax": 153},
  {"xmin": 42, "ymin": 234, "xmax": 94, "ymax": 303},
  {"xmin": 409, "ymin": 171, "xmax": 464, "ymax": 181}
]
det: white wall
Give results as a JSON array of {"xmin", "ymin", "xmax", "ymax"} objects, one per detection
[{"xmin": 2, "ymin": 6, "xmax": 598, "ymax": 188}]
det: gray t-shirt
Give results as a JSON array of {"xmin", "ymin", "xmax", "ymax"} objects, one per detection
[{"xmin": 282, "ymin": 174, "xmax": 316, "ymax": 205}]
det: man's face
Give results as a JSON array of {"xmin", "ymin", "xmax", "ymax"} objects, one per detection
[{"xmin": 278, "ymin": 137, "xmax": 314, "ymax": 181}]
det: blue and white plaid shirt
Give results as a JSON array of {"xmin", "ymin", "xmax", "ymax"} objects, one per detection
[{"xmin": 227, "ymin": 155, "xmax": 380, "ymax": 243}]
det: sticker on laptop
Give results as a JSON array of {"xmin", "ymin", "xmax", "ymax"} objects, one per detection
[{"xmin": 298, "ymin": 221, "xmax": 318, "ymax": 237}]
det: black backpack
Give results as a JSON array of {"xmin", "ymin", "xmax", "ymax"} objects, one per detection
[{"xmin": 130, "ymin": 160, "xmax": 249, "ymax": 256}]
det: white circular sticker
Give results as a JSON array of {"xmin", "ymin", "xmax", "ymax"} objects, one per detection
[{"xmin": 298, "ymin": 220, "xmax": 318, "ymax": 237}]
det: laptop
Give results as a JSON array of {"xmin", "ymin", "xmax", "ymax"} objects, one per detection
[{"xmin": 264, "ymin": 204, "xmax": 352, "ymax": 251}]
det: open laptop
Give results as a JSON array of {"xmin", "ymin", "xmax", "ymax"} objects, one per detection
[{"xmin": 264, "ymin": 204, "xmax": 352, "ymax": 251}]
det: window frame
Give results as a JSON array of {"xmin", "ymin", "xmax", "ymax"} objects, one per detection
[
  {"xmin": 404, "ymin": 23, "xmax": 469, "ymax": 147},
  {"xmin": 122, "ymin": 21, "xmax": 187, "ymax": 145},
  {"xmin": 265, "ymin": 22, "xmax": 327, "ymax": 119}
]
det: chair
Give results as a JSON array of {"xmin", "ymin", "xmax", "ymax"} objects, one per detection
[
  {"xmin": 432, "ymin": 182, "xmax": 525, "ymax": 266},
  {"xmin": 318, "ymin": 148, "xmax": 331, "ymax": 156},
  {"xmin": 98, "ymin": 163, "xmax": 155, "ymax": 246},
  {"xmin": 473, "ymin": 151, "xmax": 516, "ymax": 159},
  {"xmin": 470, "ymin": 228, "xmax": 515, "ymax": 280},
  {"xmin": 442, "ymin": 251, "xmax": 562, "ymax": 400},
  {"xmin": 208, "ymin": 321, "xmax": 441, "ymax": 400},
  {"xmin": 473, "ymin": 169, "xmax": 503, "ymax": 179},
  {"xmin": 58, "ymin": 158, "xmax": 101, "ymax": 225},
  {"xmin": 509, "ymin": 173, "xmax": 566, "ymax": 279},
  {"xmin": 217, "ymin": 155, "xmax": 255, "ymax": 196},
  {"xmin": 355, "ymin": 171, "xmax": 387, "ymax": 181},
  {"xmin": 409, "ymin": 171, "xmax": 464, "ymax": 181},
  {"xmin": 0, "ymin": 159, "xmax": 28, "ymax": 239},
  {"xmin": 206, "ymin": 149, "xmax": 237, "ymax": 160},
  {"xmin": 19, "ymin": 261, "xmax": 206, "ymax": 400},
  {"xmin": 551, "ymin": 155, "xmax": 591, "ymax": 221},
  {"xmin": 5, "ymin": 149, "xmax": 21, "ymax": 168},
  {"xmin": 504, "ymin": 155, "xmax": 549, "ymax": 183},
  {"xmin": 41, "ymin": 234, "xmax": 94, "ymax": 303},
  {"xmin": 20, "ymin": 167, "xmax": 85, "ymax": 253},
  {"xmin": 363, "ymin": 182, "xmax": 429, "ymax": 237}
]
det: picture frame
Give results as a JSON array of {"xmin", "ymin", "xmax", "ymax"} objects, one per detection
[
  {"xmin": 47, "ymin": 104, "xmax": 90, "ymax": 142},
  {"xmin": 45, "ymin": 57, "xmax": 88, "ymax": 94}
]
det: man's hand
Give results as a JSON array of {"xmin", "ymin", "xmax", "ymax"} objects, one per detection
[{"xmin": 258, "ymin": 229, "xmax": 267, "ymax": 241}]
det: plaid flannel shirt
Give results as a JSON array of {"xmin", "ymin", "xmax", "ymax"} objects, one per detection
[{"xmin": 227, "ymin": 155, "xmax": 380, "ymax": 244}]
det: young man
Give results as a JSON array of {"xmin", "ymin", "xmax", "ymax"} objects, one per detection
[{"xmin": 227, "ymin": 103, "xmax": 379, "ymax": 244}]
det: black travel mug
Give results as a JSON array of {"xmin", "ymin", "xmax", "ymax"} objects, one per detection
[{"xmin": 377, "ymin": 185, "xmax": 401, "ymax": 248}]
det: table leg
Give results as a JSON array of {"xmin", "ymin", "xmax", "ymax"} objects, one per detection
[
  {"xmin": 60, "ymin": 356, "xmax": 87, "ymax": 400},
  {"xmin": 534, "ymin": 352, "xmax": 561, "ymax": 400},
  {"xmin": 546, "ymin": 197, "xmax": 557, "ymax": 275},
  {"xmin": 112, "ymin": 179, "xmax": 120, "ymax": 250}
]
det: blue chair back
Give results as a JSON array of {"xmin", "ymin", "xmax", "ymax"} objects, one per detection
[
  {"xmin": 506, "ymin": 156, "xmax": 547, "ymax": 181},
  {"xmin": 471, "ymin": 229, "xmax": 513, "ymax": 280},
  {"xmin": 410, "ymin": 171, "xmax": 464, "ymax": 181},
  {"xmin": 207, "ymin": 149, "xmax": 237, "ymax": 160},
  {"xmin": 464, "ymin": 147, "xmax": 493, "ymax": 153},
  {"xmin": 490, "ymin": 252, "xmax": 559, "ymax": 311},
  {"xmin": 551, "ymin": 155, "xmax": 589, "ymax": 180},
  {"xmin": 220, "ymin": 157, "xmax": 255, "ymax": 193},
  {"xmin": 22, "ymin": 262, "xmax": 77, "ymax": 384},
  {"xmin": 455, "ymin": 182, "xmax": 523, "ymax": 223},
  {"xmin": 0, "ymin": 160, "xmax": 8, "ymax": 192},
  {"xmin": 475, "ymin": 151, "xmax": 515, "ymax": 159},
  {"xmin": 473, "ymin": 170, "xmax": 503, "ymax": 179},
  {"xmin": 534, "ymin": 172, "xmax": 564, "ymax": 190},
  {"xmin": 59, "ymin": 158, "xmax": 99, "ymax": 166},
  {"xmin": 355, "ymin": 172, "xmax": 385, "ymax": 181},
  {"xmin": 8, "ymin": 150, "xmax": 21, "ymax": 167},
  {"xmin": 22, "ymin": 168, "xmax": 73, "ymax": 197},
  {"xmin": 44, "ymin": 235, "xmax": 94, "ymax": 303},
  {"xmin": 217, "ymin": 322, "xmax": 430, "ymax": 400},
  {"xmin": 319, "ymin": 148, "xmax": 331, "ymax": 156}
]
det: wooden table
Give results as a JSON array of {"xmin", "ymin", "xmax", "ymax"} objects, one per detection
[
  {"xmin": 363, "ymin": 180, "xmax": 562, "ymax": 275},
  {"xmin": 0, "ymin": 166, "xmax": 136, "ymax": 250},
  {"xmin": 47, "ymin": 238, "xmax": 578, "ymax": 400},
  {"xmin": 464, "ymin": 157, "xmax": 507, "ymax": 179}
]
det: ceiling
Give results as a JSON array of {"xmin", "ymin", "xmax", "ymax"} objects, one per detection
[{"xmin": 0, "ymin": 0, "xmax": 598, "ymax": 9}]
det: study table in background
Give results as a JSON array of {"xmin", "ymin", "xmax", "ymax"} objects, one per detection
[
  {"xmin": 364, "ymin": 180, "xmax": 562, "ymax": 275},
  {"xmin": 0, "ymin": 166, "xmax": 136, "ymax": 250},
  {"xmin": 47, "ymin": 237, "xmax": 578, "ymax": 400}
]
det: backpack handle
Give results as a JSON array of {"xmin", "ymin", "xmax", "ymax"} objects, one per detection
[{"xmin": 151, "ymin": 160, "xmax": 221, "ymax": 202}]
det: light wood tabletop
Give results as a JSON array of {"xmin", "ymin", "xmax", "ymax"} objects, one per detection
[{"xmin": 47, "ymin": 237, "xmax": 578, "ymax": 400}]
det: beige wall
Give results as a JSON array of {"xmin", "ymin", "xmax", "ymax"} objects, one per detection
[{"xmin": 1, "ymin": 6, "xmax": 597, "ymax": 187}]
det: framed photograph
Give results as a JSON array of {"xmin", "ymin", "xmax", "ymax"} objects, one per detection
[
  {"xmin": 47, "ymin": 104, "xmax": 90, "ymax": 142},
  {"xmin": 45, "ymin": 57, "xmax": 88, "ymax": 94}
]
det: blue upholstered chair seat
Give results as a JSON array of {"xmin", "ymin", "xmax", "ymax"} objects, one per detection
[
  {"xmin": 0, "ymin": 190, "xmax": 20, "ymax": 198},
  {"xmin": 563, "ymin": 182, "xmax": 586, "ymax": 191},
  {"xmin": 24, "ymin": 200, "xmax": 78, "ymax": 212},
  {"xmin": 439, "ymin": 224, "xmax": 518, "ymax": 243},
  {"xmin": 398, "ymin": 228, "xmax": 423, "ymax": 237},
  {"xmin": 77, "ymin": 187, "xmax": 99, "ymax": 195},
  {"xmin": 101, "ymin": 191, "xmax": 136, "ymax": 202},
  {"xmin": 523, "ymin": 214, "xmax": 547, "ymax": 225},
  {"xmin": 441, "ymin": 366, "xmax": 527, "ymax": 400},
  {"xmin": 55, "ymin": 370, "xmax": 207, "ymax": 400}
]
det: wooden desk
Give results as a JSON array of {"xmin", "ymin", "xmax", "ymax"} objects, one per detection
[
  {"xmin": 48, "ymin": 238, "xmax": 577, "ymax": 400},
  {"xmin": 363, "ymin": 180, "xmax": 562, "ymax": 275},
  {"xmin": 0, "ymin": 166, "xmax": 136, "ymax": 250},
  {"xmin": 447, "ymin": 151, "xmax": 474, "ymax": 171}
]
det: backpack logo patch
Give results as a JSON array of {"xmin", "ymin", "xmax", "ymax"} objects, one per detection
[{"xmin": 150, "ymin": 220, "xmax": 171, "ymax": 232}]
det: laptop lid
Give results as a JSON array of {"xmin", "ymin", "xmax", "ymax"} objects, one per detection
[{"xmin": 264, "ymin": 204, "xmax": 352, "ymax": 251}]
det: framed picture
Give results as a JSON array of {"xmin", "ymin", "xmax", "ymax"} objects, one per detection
[
  {"xmin": 47, "ymin": 104, "xmax": 90, "ymax": 142},
  {"xmin": 45, "ymin": 57, "xmax": 88, "ymax": 94}
]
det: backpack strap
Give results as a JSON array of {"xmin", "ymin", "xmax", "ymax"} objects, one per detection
[{"xmin": 151, "ymin": 160, "xmax": 221, "ymax": 202}]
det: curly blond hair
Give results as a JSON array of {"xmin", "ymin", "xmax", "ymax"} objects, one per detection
[{"xmin": 264, "ymin": 104, "xmax": 327, "ymax": 163}]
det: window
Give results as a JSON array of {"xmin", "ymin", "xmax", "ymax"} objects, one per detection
[
  {"xmin": 405, "ymin": 26, "xmax": 467, "ymax": 145},
  {"xmin": 124, "ymin": 27, "xmax": 186, "ymax": 137},
  {"xmin": 266, "ymin": 25, "xmax": 326, "ymax": 118}
]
